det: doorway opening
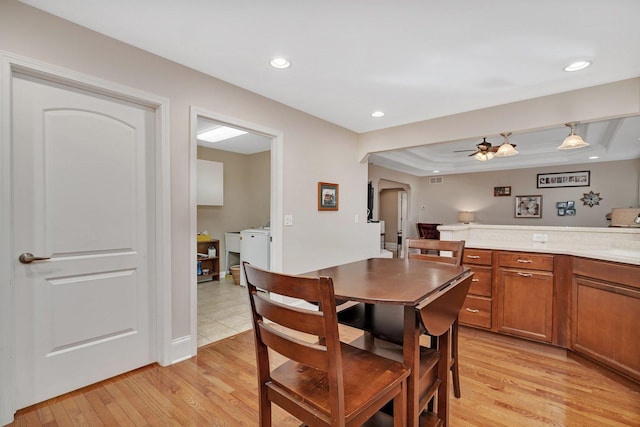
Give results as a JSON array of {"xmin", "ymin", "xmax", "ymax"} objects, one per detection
[
  {"xmin": 378, "ymin": 179, "xmax": 410, "ymax": 258},
  {"xmin": 189, "ymin": 108, "xmax": 282, "ymax": 352}
]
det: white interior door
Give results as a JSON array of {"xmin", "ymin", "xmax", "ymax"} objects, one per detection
[{"xmin": 12, "ymin": 72, "xmax": 156, "ymax": 408}]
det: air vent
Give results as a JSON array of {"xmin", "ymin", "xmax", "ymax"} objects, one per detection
[{"xmin": 429, "ymin": 176, "xmax": 443, "ymax": 184}]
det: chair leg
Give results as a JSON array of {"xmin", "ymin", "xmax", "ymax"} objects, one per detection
[
  {"xmin": 392, "ymin": 381, "xmax": 407, "ymax": 427},
  {"xmin": 259, "ymin": 389, "xmax": 272, "ymax": 426},
  {"xmin": 451, "ymin": 318, "xmax": 461, "ymax": 399}
]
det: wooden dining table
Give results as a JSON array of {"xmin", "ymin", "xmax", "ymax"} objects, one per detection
[{"xmin": 305, "ymin": 257, "xmax": 472, "ymax": 427}]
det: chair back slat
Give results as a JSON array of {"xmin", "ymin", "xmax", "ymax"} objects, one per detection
[
  {"xmin": 405, "ymin": 238, "xmax": 465, "ymax": 266},
  {"xmin": 253, "ymin": 292, "xmax": 326, "ymax": 337},
  {"xmin": 245, "ymin": 262, "xmax": 328, "ymax": 302},
  {"xmin": 258, "ymin": 322, "xmax": 329, "ymax": 370}
]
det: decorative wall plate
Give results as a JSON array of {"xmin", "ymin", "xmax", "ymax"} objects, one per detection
[{"xmin": 581, "ymin": 191, "xmax": 602, "ymax": 207}]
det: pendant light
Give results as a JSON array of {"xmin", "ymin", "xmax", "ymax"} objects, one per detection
[
  {"xmin": 557, "ymin": 122, "xmax": 589, "ymax": 150},
  {"xmin": 495, "ymin": 132, "xmax": 519, "ymax": 157}
]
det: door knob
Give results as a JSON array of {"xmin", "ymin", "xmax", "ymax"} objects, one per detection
[{"xmin": 18, "ymin": 252, "xmax": 51, "ymax": 264}]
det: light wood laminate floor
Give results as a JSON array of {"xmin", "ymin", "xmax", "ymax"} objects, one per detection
[{"xmin": 8, "ymin": 325, "xmax": 640, "ymax": 426}]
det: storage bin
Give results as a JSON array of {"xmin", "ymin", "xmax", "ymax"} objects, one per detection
[{"xmin": 230, "ymin": 265, "xmax": 241, "ymax": 285}]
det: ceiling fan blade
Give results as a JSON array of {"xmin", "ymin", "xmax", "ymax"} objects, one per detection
[
  {"xmin": 453, "ymin": 149, "xmax": 476, "ymax": 153},
  {"xmin": 467, "ymin": 150, "xmax": 480, "ymax": 157}
]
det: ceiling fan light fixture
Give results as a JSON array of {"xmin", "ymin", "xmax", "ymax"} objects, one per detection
[
  {"xmin": 475, "ymin": 151, "xmax": 494, "ymax": 161},
  {"xmin": 558, "ymin": 123, "xmax": 589, "ymax": 150},
  {"xmin": 495, "ymin": 133, "xmax": 519, "ymax": 157},
  {"xmin": 495, "ymin": 143, "xmax": 519, "ymax": 156}
]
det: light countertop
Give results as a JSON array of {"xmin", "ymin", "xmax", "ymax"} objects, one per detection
[{"xmin": 438, "ymin": 224, "xmax": 640, "ymax": 266}]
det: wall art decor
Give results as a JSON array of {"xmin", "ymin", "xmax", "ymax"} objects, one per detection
[
  {"xmin": 494, "ymin": 186, "xmax": 511, "ymax": 196},
  {"xmin": 515, "ymin": 195, "xmax": 542, "ymax": 218},
  {"xmin": 537, "ymin": 170, "xmax": 590, "ymax": 188},
  {"xmin": 581, "ymin": 191, "xmax": 602, "ymax": 207},
  {"xmin": 318, "ymin": 182, "xmax": 339, "ymax": 211},
  {"xmin": 556, "ymin": 201, "xmax": 575, "ymax": 216}
]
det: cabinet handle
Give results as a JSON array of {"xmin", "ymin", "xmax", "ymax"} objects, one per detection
[
  {"xmin": 517, "ymin": 272, "xmax": 533, "ymax": 277},
  {"xmin": 466, "ymin": 255, "xmax": 480, "ymax": 259},
  {"xmin": 517, "ymin": 259, "xmax": 533, "ymax": 263},
  {"xmin": 472, "ymin": 278, "xmax": 480, "ymax": 282},
  {"xmin": 465, "ymin": 308, "xmax": 480, "ymax": 313}
]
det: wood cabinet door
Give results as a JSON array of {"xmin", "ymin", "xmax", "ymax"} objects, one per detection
[
  {"xmin": 497, "ymin": 268, "xmax": 553, "ymax": 342},
  {"xmin": 572, "ymin": 277, "xmax": 640, "ymax": 382}
]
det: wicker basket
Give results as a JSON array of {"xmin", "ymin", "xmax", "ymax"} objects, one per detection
[{"xmin": 229, "ymin": 265, "xmax": 241, "ymax": 285}]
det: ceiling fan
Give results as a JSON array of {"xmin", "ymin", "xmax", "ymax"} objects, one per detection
[
  {"xmin": 454, "ymin": 134, "xmax": 518, "ymax": 161},
  {"xmin": 454, "ymin": 137, "xmax": 499, "ymax": 157}
]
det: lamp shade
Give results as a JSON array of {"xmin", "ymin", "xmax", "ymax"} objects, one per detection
[
  {"xmin": 474, "ymin": 151, "xmax": 494, "ymax": 161},
  {"xmin": 557, "ymin": 123, "xmax": 589, "ymax": 150},
  {"xmin": 495, "ymin": 143, "xmax": 519, "ymax": 157},
  {"xmin": 557, "ymin": 133, "xmax": 589, "ymax": 150},
  {"xmin": 457, "ymin": 211, "xmax": 476, "ymax": 223},
  {"xmin": 495, "ymin": 132, "xmax": 519, "ymax": 157}
]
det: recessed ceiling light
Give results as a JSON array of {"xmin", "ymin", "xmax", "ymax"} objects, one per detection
[
  {"xmin": 270, "ymin": 57, "xmax": 290, "ymax": 69},
  {"xmin": 371, "ymin": 111, "xmax": 385, "ymax": 117},
  {"xmin": 589, "ymin": 156, "xmax": 599, "ymax": 160},
  {"xmin": 564, "ymin": 61, "xmax": 591, "ymax": 72},
  {"xmin": 433, "ymin": 170, "xmax": 440, "ymax": 173}
]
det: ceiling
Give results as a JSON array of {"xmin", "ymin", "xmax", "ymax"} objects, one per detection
[
  {"xmin": 20, "ymin": 0, "xmax": 640, "ymax": 173},
  {"xmin": 370, "ymin": 116, "xmax": 640, "ymax": 176}
]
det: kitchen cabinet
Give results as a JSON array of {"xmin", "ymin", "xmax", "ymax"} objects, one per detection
[
  {"xmin": 459, "ymin": 248, "xmax": 493, "ymax": 329},
  {"xmin": 572, "ymin": 257, "xmax": 640, "ymax": 382},
  {"xmin": 197, "ymin": 239, "xmax": 220, "ymax": 282},
  {"xmin": 197, "ymin": 159, "xmax": 223, "ymax": 206},
  {"xmin": 497, "ymin": 252, "xmax": 554, "ymax": 343}
]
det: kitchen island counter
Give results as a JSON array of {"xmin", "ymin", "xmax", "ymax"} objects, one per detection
[{"xmin": 438, "ymin": 224, "xmax": 640, "ymax": 265}]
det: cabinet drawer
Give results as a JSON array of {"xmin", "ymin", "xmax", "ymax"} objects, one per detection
[
  {"xmin": 468, "ymin": 266, "xmax": 492, "ymax": 297},
  {"xmin": 463, "ymin": 248, "xmax": 492, "ymax": 266},
  {"xmin": 459, "ymin": 295, "xmax": 492, "ymax": 329},
  {"xmin": 499, "ymin": 251, "xmax": 554, "ymax": 271}
]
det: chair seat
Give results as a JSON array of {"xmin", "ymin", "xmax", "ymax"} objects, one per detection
[{"xmin": 270, "ymin": 342, "xmax": 409, "ymax": 424}]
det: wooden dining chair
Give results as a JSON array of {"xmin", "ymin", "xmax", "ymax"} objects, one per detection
[
  {"xmin": 405, "ymin": 238, "xmax": 465, "ymax": 398},
  {"xmin": 243, "ymin": 262, "xmax": 410, "ymax": 427}
]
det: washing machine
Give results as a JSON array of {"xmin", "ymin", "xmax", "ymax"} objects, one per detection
[{"xmin": 240, "ymin": 228, "xmax": 271, "ymax": 287}]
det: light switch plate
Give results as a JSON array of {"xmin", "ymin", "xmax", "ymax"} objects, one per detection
[{"xmin": 284, "ymin": 214, "xmax": 293, "ymax": 226}]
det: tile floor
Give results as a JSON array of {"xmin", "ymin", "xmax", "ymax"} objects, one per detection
[{"xmin": 197, "ymin": 275, "xmax": 252, "ymax": 347}]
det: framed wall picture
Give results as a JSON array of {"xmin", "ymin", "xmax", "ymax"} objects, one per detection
[
  {"xmin": 494, "ymin": 186, "xmax": 511, "ymax": 197},
  {"xmin": 537, "ymin": 170, "xmax": 590, "ymax": 188},
  {"xmin": 318, "ymin": 182, "xmax": 339, "ymax": 211},
  {"xmin": 515, "ymin": 195, "xmax": 542, "ymax": 218}
]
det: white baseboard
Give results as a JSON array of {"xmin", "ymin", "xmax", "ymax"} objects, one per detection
[{"xmin": 169, "ymin": 335, "xmax": 195, "ymax": 365}]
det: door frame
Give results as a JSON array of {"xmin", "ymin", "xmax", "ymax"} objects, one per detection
[
  {"xmin": 189, "ymin": 106, "xmax": 283, "ymax": 355},
  {"xmin": 397, "ymin": 191, "xmax": 408, "ymax": 257},
  {"xmin": 0, "ymin": 52, "xmax": 172, "ymax": 425}
]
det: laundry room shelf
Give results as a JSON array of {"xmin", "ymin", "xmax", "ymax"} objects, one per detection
[{"xmin": 197, "ymin": 239, "xmax": 220, "ymax": 283}]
